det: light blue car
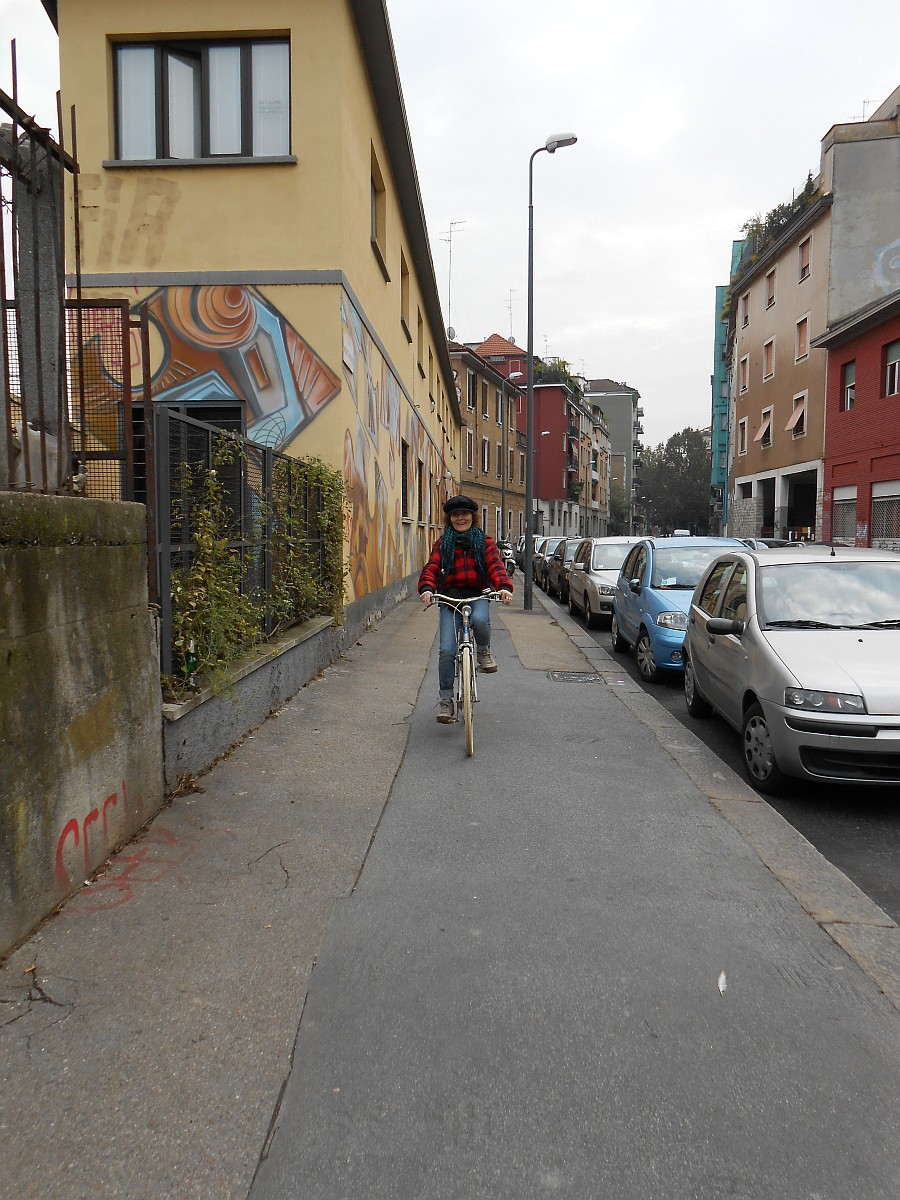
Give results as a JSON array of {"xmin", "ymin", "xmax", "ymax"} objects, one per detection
[{"xmin": 610, "ymin": 536, "xmax": 744, "ymax": 682}]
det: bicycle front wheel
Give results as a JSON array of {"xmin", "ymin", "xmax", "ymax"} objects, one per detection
[{"xmin": 460, "ymin": 646, "xmax": 475, "ymax": 756}]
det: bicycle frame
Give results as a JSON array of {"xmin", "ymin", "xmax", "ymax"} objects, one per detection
[{"xmin": 426, "ymin": 591, "xmax": 504, "ymax": 754}]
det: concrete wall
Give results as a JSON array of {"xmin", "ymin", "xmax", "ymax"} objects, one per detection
[
  {"xmin": 727, "ymin": 495, "xmax": 764, "ymax": 539},
  {"xmin": 1, "ymin": 493, "xmax": 164, "ymax": 954}
]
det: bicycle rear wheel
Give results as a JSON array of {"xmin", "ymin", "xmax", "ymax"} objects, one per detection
[{"xmin": 460, "ymin": 646, "xmax": 475, "ymax": 756}]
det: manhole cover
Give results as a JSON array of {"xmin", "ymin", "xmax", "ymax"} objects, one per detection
[{"xmin": 546, "ymin": 671, "xmax": 602, "ymax": 683}]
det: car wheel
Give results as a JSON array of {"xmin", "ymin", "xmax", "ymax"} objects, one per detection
[
  {"xmin": 683, "ymin": 653, "xmax": 711, "ymax": 717},
  {"xmin": 584, "ymin": 595, "xmax": 598, "ymax": 630},
  {"xmin": 741, "ymin": 701, "xmax": 786, "ymax": 795},
  {"xmin": 610, "ymin": 612, "xmax": 627, "ymax": 653},
  {"xmin": 548, "ymin": 575, "xmax": 557, "ymax": 598},
  {"xmin": 635, "ymin": 627, "xmax": 663, "ymax": 683}
]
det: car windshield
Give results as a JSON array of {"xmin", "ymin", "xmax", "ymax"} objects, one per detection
[
  {"xmin": 758, "ymin": 560, "xmax": 900, "ymax": 627},
  {"xmin": 591, "ymin": 543, "xmax": 632, "ymax": 571},
  {"xmin": 563, "ymin": 543, "xmax": 579, "ymax": 562},
  {"xmin": 650, "ymin": 548, "xmax": 726, "ymax": 589}
]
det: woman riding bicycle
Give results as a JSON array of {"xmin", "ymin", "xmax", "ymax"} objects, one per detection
[{"xmin": 419, "ymin": 495, "xmax": 513, "ymax": 723}]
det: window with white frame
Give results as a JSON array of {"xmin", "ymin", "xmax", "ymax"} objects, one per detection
[
  {"xmin": 495, "ymin": 509, "xmax": 502, "ymax": 539},
  {"xmin": 466, "ymin": 371, "xmax": 476, "ymax": 411},
  {"xmin": 519, "ymin": 451, "xmax": 525, "ymax": 484},
  {"xmin": 508, "ymin": 446, "xmax": 515, "ymax": 480},
  {"xmin": 466, "ymin": 428, "xmax": 474, "ymax": 469},
  {"xmin": 495, "ymin": 391, "xmax": 503, "ymax": 425},
  {"xmin": 763, "ymin": 339, "xmax": 775, "ymax": 380},
  {"xmin": 416, "ymin": 460, "xmax": 424, "ymax": 522},
  {"xmin": 885, "ymin": 340, "xmax": 900, "ymax": 397},
  {"xmin": 739, "ymin": 355, "xmax": 749, "ymax": 393},
  {"xmin": 496, "ymin": 442, "xmax": 502, "ymax": 478},
  {"xmin": 765, "ymin": 269, "xmax": 776, "ymax": 308},
  {"xmin": 841, "ymin": 361, "xmax": 856, "ymax": 411},
  {"xmin": 481, "ymin": 437, "xmax": 490, "ymax": 474},
  {"xmin": 740, "ymin": 293, "xmax": 749, "ymax": 327},
  {"xmin": 481, "ymin": 381, "xmax": 489, "ymax": 419},
  {"xmin": 786, "ymin": 392, "xmax": 806, "ymax": 439},
  {"xmin": 114, "ymin": 40, "xmax": 290, "ymax": 160},
  {"xmin": 738, "ymin": 417, "xmax": 748, "ymax": 455},
  {"xmin": 798, "ymin": 236, "xmax": 811, "ymax": 282},
  {"xmin": 795, "ymin": 316, "xmax": 809, "ymax": 362},
  {"xmin": 481, "ymin": 506, "xmax": 488, "ymax": 533},
  {"xmin": 755, "ymin": 407, "xmax": 773, "ymax": 448}
]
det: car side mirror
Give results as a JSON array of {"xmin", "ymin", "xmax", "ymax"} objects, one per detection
[
  {"xmin": 572, "ymin": 561, "xmax": 585, "ymax": 571},
  {"xmin": 629, "ymin": 577, "xmax": 642, "ymax": 593},
  {"xmin": 706, "ymin": 616, "xmax": 744, "ymax": 637}
]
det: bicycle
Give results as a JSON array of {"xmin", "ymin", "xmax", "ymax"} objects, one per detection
[{"xmin": 425, "ymin": 590, "xmax": 505, "ymax": 756}]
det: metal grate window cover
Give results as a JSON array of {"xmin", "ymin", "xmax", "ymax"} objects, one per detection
[
  {"xmin": 831, "ymin": 499, "xmax": 856, "ymax": 543},
  {"xmin": 872, "ymin": 495, "xmax": 900, "ymax": 544},
  {"xmin": 547, "ymin": 671, "xmax": 602, "ymax": 683}
]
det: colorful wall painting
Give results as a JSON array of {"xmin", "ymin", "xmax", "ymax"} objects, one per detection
[
  {"xmin": 341, "ymin": 293, "xmax": 451, "ymax": 600},
  {"xmin": 79, "ymin": 285, "xmax": 340, "ymax": 453}
]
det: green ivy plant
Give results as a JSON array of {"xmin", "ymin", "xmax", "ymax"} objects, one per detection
[{"xmin": 165, "ymin": 436, "xmax": 347, "ymax": 701}]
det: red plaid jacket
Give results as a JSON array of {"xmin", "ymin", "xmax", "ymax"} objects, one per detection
[{"xmin": 418, "ymin": 534, "xmax": 513, "ymax": 599}]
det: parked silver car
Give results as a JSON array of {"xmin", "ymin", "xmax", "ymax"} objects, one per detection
[
  {"xmin": 683, "ymin": 546, "xmax": 900, "ymax": 794},
  {"xmin": 567, "ymin": 536, "xmax": 640, "ymax": 627}
]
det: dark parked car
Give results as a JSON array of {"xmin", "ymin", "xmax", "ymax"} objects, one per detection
[
  {"xmin": 534, "ymin": 536, "xmax": 565, "ymax": 589},
  {"xmin": 545, "ymin": 538, "xmax": 582, "ymax": 602}
]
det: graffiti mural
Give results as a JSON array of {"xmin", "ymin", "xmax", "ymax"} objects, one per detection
[
  {"xmin": 341, "ymin": 294, "xmax": 450, "ymax": 599},
  {"xmin": 80, "ymin": 285, "xmax": 340, "ymax": 452}
]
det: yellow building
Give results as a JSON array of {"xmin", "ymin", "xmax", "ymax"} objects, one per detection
[{"xmin": 43, "ymin": 0, "xmax": 460, "ymax": 613}]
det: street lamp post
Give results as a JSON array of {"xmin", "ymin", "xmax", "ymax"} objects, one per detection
[{"xmin": 523, "ymin": 133, "xmax": 577, "ymax": 611}]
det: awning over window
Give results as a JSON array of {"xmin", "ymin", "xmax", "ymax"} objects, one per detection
[
  {"xmin": 753, "ymin": 412, "xmax": 772, "ymax": 442},
  {"xmin": 785, "ymin": 397, "xmax": 806, "ymax": 431}
]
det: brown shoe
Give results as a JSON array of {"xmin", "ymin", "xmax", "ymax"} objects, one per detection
[
  {"xmin": 436, "ymin": 699, "xmax": 456, "ymax": 723},
  {"xmin": 478, "ymin": 649, "xmax": 498, "ymax": 673}
]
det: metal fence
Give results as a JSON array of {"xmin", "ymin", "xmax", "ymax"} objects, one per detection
[{"xmin": 154, "ymin": 406, "xmax": 329, "ymax": 677}]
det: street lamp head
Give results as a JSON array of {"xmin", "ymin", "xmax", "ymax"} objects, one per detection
[
  {"xmin": 508, "ymin": 371, "xmax": 524, "ymax": 381},
  {"xmin": 545, "ymin": 133, "xmax": 577, "ymax": 154}
]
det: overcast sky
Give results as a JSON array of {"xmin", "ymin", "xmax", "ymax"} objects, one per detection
[{"xmin": 3, "ymin": 0, "xmax": 898, "ymax": 445}]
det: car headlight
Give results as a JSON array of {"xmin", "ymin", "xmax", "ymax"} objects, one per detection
[
  {"xmin": 656, "ymin": 611, "xmax": 688, "ymax": 630},
  {"xmin": 784, "ymin": 688, "xmax": 867, "ymax": 714},
  {"xmin": 600, "ymin": 584, "xmax": 615, "ymax": 596}
]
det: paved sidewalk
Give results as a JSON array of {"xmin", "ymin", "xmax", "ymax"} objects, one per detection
[{"xmin": 2, "ymin": 586, "xmax": 899, "ymax": 1199}]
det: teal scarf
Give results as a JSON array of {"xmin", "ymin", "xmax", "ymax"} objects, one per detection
[{"xmin": 440, "ymin": 527, "xmax": 488, "ymax": 582}]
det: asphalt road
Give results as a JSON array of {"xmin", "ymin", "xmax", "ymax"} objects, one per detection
[{"xmin": 544, "ymin": 587, "xmax": 900, "ymax": 925}]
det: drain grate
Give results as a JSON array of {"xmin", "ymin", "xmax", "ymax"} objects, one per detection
[{"xmin": 546, "ymin": 671, "xmax": 602, "ymax": 683}]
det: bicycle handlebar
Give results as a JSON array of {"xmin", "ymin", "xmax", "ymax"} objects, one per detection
[{"xmin": 422, "ymin": 589, "xmax": 507, "ymax": 610}]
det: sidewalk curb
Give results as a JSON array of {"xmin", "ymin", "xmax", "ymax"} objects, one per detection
[{"xmin": 531, "ymin": 586, "xmax": 900, "ymax": 1015}]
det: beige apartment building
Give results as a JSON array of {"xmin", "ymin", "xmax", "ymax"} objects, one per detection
[
  {"xmin": 44, "ymin": 0, "xmax": 459, "ymax": 615},
  {"xmin": 728, "ymin": 200, "xmax": 830, "ymax": 539},
  {"xmin": 450, "ymin": 344, "xmax": 525, "ymax": 542}
]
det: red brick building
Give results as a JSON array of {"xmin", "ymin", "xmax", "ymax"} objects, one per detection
[{"xmin": 815, "ymin": 296, "xmax": 900, "ymax": 548}]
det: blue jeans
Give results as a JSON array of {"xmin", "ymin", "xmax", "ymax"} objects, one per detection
[{"xmin": 439, "ymin": 598, "xmax": 491, "ymax": 694}]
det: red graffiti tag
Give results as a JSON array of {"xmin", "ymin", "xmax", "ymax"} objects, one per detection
[{"xmin": 54, "ymin": 780, "xmax": 144, "ymax": 891}]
